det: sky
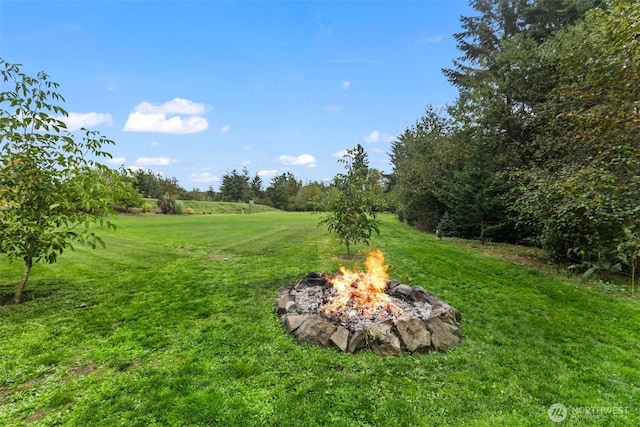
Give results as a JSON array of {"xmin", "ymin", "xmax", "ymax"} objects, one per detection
[{"xmin": 0, "ymin": 0, "xmax": 473, "ymax": 191}]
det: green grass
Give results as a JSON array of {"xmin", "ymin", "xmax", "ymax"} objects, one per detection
[
  {"xmin": 181, "ymin": 200, "xmax": 278, "ymax": 214},
  {"xmin": 144, "ymin": 199, "xmax": 279, "ymax": 214},
  {"xmin": 1, "ymin": 213, "xmax": 638, "ymax": 426}
]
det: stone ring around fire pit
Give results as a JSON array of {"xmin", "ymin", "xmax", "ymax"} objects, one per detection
[{"xmin": 276, "ymin": 272, "xmax": 462, "ymax": 357}]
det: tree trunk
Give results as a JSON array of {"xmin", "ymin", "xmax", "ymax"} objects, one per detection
[
  {"xmin": 14, "ymin": 258, "xmax": 32, "ymax": 304},
  {"xmin": 632, "ymin": 259, "xmax": 637, "ymax": 299}
]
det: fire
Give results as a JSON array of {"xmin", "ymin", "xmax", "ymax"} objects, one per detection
[{"xmin": 319, "ymin": 250, "xmax": 403, "ymax": 319}]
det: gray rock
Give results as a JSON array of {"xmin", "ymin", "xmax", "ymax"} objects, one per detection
[
  {"xmin": 276, "ymin": 294, "xmax": 295, "ymax": 315},
  {"xmin": 388, "ymin": 284, "xmax": 413, "ymax": 300},
  {"xmin": 365, "ymin": 322, "xmax": 402, "ymax": 357},
  {"xmin": 395, "ymin": 318, "xmax": 431, "ymax": 353},
  {"xmin": 295, "ymin": 316, "xmax": 337, "ymax": 347},
  {"xmin": 410, "ymin": 286, "xmax": 435, "ymax": 303},
  {"xmin": 365, "ymin": 320, "xmax": 393, "ymax": 336},
  {"xmin": 285, "ymin": 300, "xmax": 298, "ymax": 313},
  {"xmin": 283, "ymin": 313, "xmax": 310, "ymax": 332},
  {"xmin": 386, "ymin": 280, "xmax": 400, "ymax": 290},
  {"xmin": 347, "ymin": 329, "xmax": 368, "ymax": 353},
  {"xmin": 444, "ymin": 307, "xmax": 462, "ymax": 323},
  {"xmin": 329, "ymin": 326, "xmax": 350, "ymax": 352},
  {"xmin": 427, "ymin": 317, "xmax": 461, "ymax": 352},
  {"xmin": 278, "ymin": 285, "xmax": 293, "ymax": 298},
  {"xmin": 304, "ymin": 272, "xmax": 328, "ymax": 287}
]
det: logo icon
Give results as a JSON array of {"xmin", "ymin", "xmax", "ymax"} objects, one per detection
[{"xmin": 548, "ymin": 403, "xmax": 568, "ymax": 422}]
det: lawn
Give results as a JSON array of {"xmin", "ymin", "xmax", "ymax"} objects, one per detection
[
  {"xmin": 180, "ymin": 200, "xmax": 278, "ymax": 214},
  {"xmin": 0, "ymin": 213, "xmax": 638, "ymax": 426},
  {"xmin": 141, "ymin": 199, "xmax": 279, "ymax": 214}
]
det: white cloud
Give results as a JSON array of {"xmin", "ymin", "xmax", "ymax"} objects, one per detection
[
  {"xmin": 342, "ymin": 80, "xmax": 351, "ymax": 90},
  {"xmin": 124, "ymin": 112, "xmax": 208, "ymax": 134},
  {"xmin": 123, "ymin": 98, "xmax": 209, "ymax": 134},
  {"xmin": 135, "ymin": 98, "xmax": 207, "ymax": 115},
  {"xmin": 63, "ymin": 112, "xmax": 113, "ymax": 131},
  {"xmin": 324, "ymin": 105, "xmax": 340, "ymax": 113},
  {"xmin": 150, "ymin": 141, "xmax": 161, "ymax": 148},
  {"xmin": 332, "ymin": 149, "xmax": 349, "ymax": 159},
  {"xmin": 107, "ymin": 156, "xmax": 126, "ymax": 165},
  {"xmin": 189, "ymin": 172, "xmax": 220, "ymax": 184},
  {"xmin": 363, "ymin": 130, "xmax": 380, "ymax": 143},
  {"xmin": 258, "ymin": 169, "xmax": 278, "ymax": 178},
  {"xmin": 416, "ymin": 35, "xmax": 443, "ymax": 45},
  {"xmin": 220, "ymin": 124, "xmax": 231, "ymax": 133},
  {"xmin": 135, "ymin": 156, "xmax": 174, "ymax": 166},
  {"xmin": 241, "ymin": 160, "xmax": 251, "ymax": 167},
  {"xmin": 279, "ymin": 154, "xmax": 316, "ymax": 168},
  {"xmin": 363, "ymin": 130, "xmax": 396, "ymax": 143}
]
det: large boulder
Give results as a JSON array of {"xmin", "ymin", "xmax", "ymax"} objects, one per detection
[
  {"xmin": 295, "ymin": 315, "xmax": 337, "ymax": 347},
  {"xmin": 395, "ymin": 318, "xmax": 431, "ymax": 353}
]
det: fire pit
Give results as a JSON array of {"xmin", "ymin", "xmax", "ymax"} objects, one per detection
[{"xmin": 276, "ymin": 250, "xmax": 462, "ymax": 356}]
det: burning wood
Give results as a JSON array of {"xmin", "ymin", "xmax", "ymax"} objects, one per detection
[{"xmin": 319, "ymin": 250, "xmax": 403, "ymax": 319}]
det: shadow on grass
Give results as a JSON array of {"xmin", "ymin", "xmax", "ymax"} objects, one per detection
[{"xmin": 0, "ymin": 279, "xmax": 67, "ymax": 306}]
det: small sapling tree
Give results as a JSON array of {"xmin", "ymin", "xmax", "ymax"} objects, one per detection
[
  {"xmin": 0, "ymin": 60, "xmax": 136, "ymax": 303},
  {"xmin": 319, "ymin": 144, "xmax": 380, "ymax": 256}
]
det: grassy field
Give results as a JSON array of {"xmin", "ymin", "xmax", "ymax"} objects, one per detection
[
  {"xmin": 142, "ymin": 199, "xmax": 279, "ymax": 215},
  {"xmin": 180, "ymin": 200, "xmax": 278, "ymax": 214},
  {"xmin": 0, "ymin": 213, "xmax": 638, "ymax": 426}
]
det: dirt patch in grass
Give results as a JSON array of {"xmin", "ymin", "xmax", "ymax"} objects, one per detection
[
  {"xmin": 332, "ymin": 253, "xmax": 365, "ymax": 263},
  {"xmin": 17, "ymin": 369, "xmax": 57, "ymax": 391},
  {"xmin": 24, "ymin": 410, "xmax": 47, "ymax": 424},
  {"xmin": 475, "ymin": 242, "xmax": 546, "ymax": 265},
  {"xmin": 67, "ymin": 363, "xmax": 97, "ymax": 378}
]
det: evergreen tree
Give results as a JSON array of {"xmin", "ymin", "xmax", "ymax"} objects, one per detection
[
  {"xmin": 219, "ymin": 169, "xmax": 251, "ymax": 202},
  {"xmin": 443, "ymin": 134, "xmax": 506, "ymax": 242},
  {"xmin": 265, "ymin": 172, "xmax": 301, "ymax": 210}
]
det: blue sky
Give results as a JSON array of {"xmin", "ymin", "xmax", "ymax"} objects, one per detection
[{"xmin": 1, "ymin": 0, "xmax": 472, "ymax": 190}]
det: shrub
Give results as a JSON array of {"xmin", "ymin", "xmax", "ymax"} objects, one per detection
[
  {"xmin": 157, "ymin": 197, "xmax": 175, "ymax": 214},
  {"xmin": 142, "ymin": 203, "xmax": 154, "ymax": 213},
  {"xmin": 513, "ymin": 166, "xmax": 638, "ymax": 264},
  {"xmin": 173, "ymin": 201, "xmax": 185, "ymax": 215},
  {"xmin": 185, "ymin": 207, "xmax": 196, "ymax": 215}
]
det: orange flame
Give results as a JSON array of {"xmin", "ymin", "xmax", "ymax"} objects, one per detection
[{"xmin": 319, "ymin": 250, "xmax": 403, "ymax": 318}]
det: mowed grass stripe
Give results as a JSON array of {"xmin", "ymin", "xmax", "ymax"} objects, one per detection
[{"xmin": 0, "ymin": 213, "xmax": 638, "ymax": 426}]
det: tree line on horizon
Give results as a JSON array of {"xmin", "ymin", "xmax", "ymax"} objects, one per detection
[{"xmin": 132, "ymin": 164, "xmax": 393, "ymax": 213}]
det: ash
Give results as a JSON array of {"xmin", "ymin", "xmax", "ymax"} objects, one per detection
[{"xmin": 292, "ymin": 284, "xmax": 435, "ymax": 332}]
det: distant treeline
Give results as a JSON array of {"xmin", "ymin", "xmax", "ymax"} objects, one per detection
[{"xmin": 131, "ymin": 167, "xmax": 393, "ymax": 213}]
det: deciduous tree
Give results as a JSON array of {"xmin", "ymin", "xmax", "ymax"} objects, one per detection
[
  {"xmin": 0, "ymin": 60, "xmax": 137, "ymax": 303},
  {"xmin": 319, "ymin": 145, "xmax": 380, "ymax": 256}
]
